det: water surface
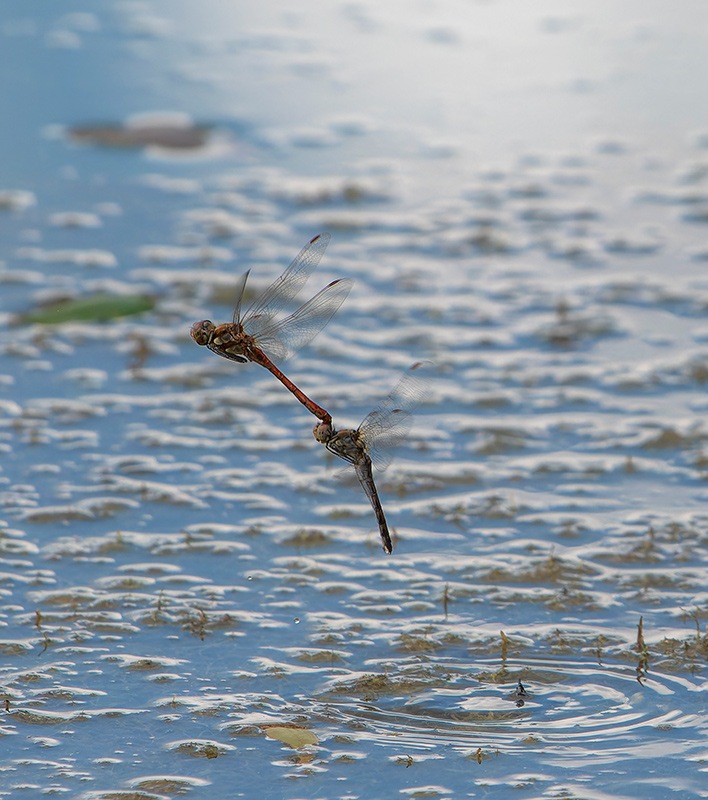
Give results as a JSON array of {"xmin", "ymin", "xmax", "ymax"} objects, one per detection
[{"xmin": 0, "ymin": 2, "xmax": 707, "ymax": 798}]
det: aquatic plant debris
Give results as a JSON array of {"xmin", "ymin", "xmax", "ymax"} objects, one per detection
[
  {"xmin": 263, "ymin": 725, "xmax": 319, "ymax": 749},
  {"xmin": 68, "ymin": 121, "xmax": 212, "ymax": 150},
  {"xmin": 20, "ymin": 293, "xmax": 155, "ymax": 324}
]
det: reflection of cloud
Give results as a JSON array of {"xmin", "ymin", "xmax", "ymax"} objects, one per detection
[
  {"xmin": 49, "ymin": 212, "xmax": 102, "ymax": 229},
  {"xmin": 340, "ymin": 2, "xmax": 381, "ymax": 33},
  {"xmin": 45, "ymin": 29, "xmax": 82, "ymax": 49},
  {"xmin": 59, "ymin": 12, "xmax": 101, "ymax": 33},
  {"xmin": 0, "ymin": 190, "xmax": 36, "ymax": 212},
  {"xmin": 42, "ymin": 13, "xmax": 97, "ymax": 48},
  {"xmin": 119, "ymin": 2, "xmax": 174, "ymax": 39},
  {"xmin": 424, "ymin": 26, "xmax": 462, "ymax": 46},
  {"xmin": 328, "ymin": 115, "xmax": 377, "ymax": 137},
  {"xmin": 264, "ymin": 126, "xmax": 339, "ymax": 150}
]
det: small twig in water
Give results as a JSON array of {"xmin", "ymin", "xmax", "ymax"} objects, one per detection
[
  {"xmin": 35, "ymin": 609, "xmax": 51, "ymax": 656},
  {"xmin": 500, "ymin": 630, "xmax": 510, "ymax": 663},
  {"xmin": 635, "ymin": 616, "xmax": 650, "ymax": 684}
]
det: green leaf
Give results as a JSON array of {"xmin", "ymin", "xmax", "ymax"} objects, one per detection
[{"xmin": 21, "ymin": 293, "xmax": 155, "ymax": 324}]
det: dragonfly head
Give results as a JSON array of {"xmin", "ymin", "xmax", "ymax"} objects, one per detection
[
  {"xmin": 190, "ymin": 319, "xmax": 215, "ymax": 346},
  {"xmin": 313, "ymin": 421, "xmax": 334, "ymax": 443}
]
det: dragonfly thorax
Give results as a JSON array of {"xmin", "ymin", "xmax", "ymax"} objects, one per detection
[
  {"xmin": 207, "ymin": 322, "xmax": 250, "ymax": 363},
  {"xmin": 324, "ymin": 428, "xmax": 364, "ymax": 465}
]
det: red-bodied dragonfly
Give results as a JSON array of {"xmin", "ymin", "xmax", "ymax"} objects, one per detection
[
  {"xmin": 313, "ymin": 362, "xmax": 429, "ymax": 554},
  {"xmin": 190, "ymin": 233, "xmax": 351, "ymax": 424}
]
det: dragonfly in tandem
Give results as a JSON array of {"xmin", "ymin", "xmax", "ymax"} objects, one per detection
[
  {"xmin": 313, "ymin": 362, "xmax": 429, "ymax": 554},
  {"xmin": 190, "ymin": 233, "xmax": 351, "ymax": 425}
]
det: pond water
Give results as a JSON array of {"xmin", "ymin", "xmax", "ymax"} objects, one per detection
[{"xmin": 0, "ymin": 2, "xmax": 707, "ymax": 799}]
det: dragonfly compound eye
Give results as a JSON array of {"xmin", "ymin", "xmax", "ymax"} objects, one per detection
[
  {"xmin": 313, "ymin": 422, "xmax": 333, "ymax": 443},
  {"xmin": 190, "ymin": 320, "xmax": 215, "ymax": 346}
]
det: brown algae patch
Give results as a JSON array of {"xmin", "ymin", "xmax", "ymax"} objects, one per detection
[
  {"xmin": 9, "ymin": 708, "xmax": 89, "ymax": 725},
  {"xmin": 59, "ymin": 793, "xmax": 161, "ymax": 800},
  {"xmin": 102, "ymin": 654, "xmax": 189, "ymax": 672},
  {"xmin": 479, "ymin": 552, "xmax": 596, "ymax": 585},
  {"xmin": 180, "ymin": 608, "xmax": 240, "ymax": 640},
  {"xmin": 322, "ymin": 674, "xmax": 400, "ymax": 699},
  {"xmin": 21, "ymin": 498, "xmax": 139, "ymax": 523},
  {"xmin": 68, "ymin": 120, "xmax": 212, "ymax": 151},
  {"xmin": 397, "ymin": 631, "xmax": 444, "ymax": 653},
  {"xmin": 653, "ymin": 633, "xmax": 708, "ymax": 672},
  {"xmin": 294, "ymin": 648, "xmax": 349, "ymax": 664},
  {"xmin": 599, "ymin": 521, "xmax": 707, "ymax": 565},
  {"xmin": 127, "ymin": 776, "xmax": 210, "ymax": 795},
  {"xmin": 167, "ymin": 739, "xmax": 235, "ymax": 758},
  {"xmin": 281, "ymin": 528, "xmax": 332, "ymax": 548},
  {"xmin": 534, "ymin": 302, "xmax": 620, "ymax": 347}
]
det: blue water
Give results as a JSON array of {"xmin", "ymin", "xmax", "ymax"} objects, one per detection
[{"xmin": 0, "ymin": 2, "xmax": 707, "ymax": 799}]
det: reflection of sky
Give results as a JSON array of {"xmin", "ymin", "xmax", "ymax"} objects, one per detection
[
  {"xmin": 2, "ymin": 1, "xmax": 708, "ymax": 185},
  {"xmin": 1, "ymin": 6, "xmax": 707, "ymax": 799}
]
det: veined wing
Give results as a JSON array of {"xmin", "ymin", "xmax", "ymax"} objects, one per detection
[
  {"xmin": 357, "ymin": 362, "xmax": 430, "ymax": 471},
  {"xmin": 230, "ymin": 269, "xmax": 251, "ymax": 325},
  {"xmin": 241, "ymin": 233, "xmax": 331, "ymax": 335},
  {"xmin": 253, "ymin": 277, "xmax": 352, "ymax": 363}
]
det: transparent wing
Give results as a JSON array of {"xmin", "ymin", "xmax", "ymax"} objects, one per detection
[
  {"xmin": 231, "ymin": 269, "xmax": 251, "ymax": 324},
  {"xmin": 359, "ymin": 408, "xmax": 415, "ymax": 471},
  {"xmin": 252, "ymin": 278, "xmax": 352, "ymax": 364},
  {"xmin": 357, "ymin": 361, "xmax": 431, "ymax": 471},
  {"xmin": 240, "ymin": 232, "xmax": 331, "ymax": 334}
]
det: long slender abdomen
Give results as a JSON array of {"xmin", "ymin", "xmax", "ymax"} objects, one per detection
[
  {"xmin": 248, "ymin": 346, "xmax": 332, "ymax": 424},
  {"xmin": 355, "ymin": 457, "xmax": 392, "ymax": 554}
]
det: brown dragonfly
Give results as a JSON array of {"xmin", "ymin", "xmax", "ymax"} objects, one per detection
[
  {"xmin": 313, "ymin": 362, "xmax": 429, "ymax": 554},
  {"xmin": 191, "ymin": 233, "xmax": 351, "ymax": 424}
]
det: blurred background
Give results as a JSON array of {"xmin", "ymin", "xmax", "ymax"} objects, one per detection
[{"xmin": 0, "ymin": 2, "xmax": 707, "ymax": 799}]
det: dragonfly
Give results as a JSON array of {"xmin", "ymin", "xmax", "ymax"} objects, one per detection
[
  {"xmin": 313, "ymin": 362, "xmax": 429, "ymax": 554},
  {"xmin": 190, "ymin": 233, "xmax": 351, "ymax": 425}
]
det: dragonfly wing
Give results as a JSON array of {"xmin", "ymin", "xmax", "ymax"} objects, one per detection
[
  {"xmin": 231, "ymin": 269, "xmax": 251, "ymax": 324},
  {"xmin": 360, "ymin": 408, "xmax": 414, "ymax": 471},
  {"xmin": 357, "ymin": 362, "xmax": 430, "ymax": 471},
  {"xmin": 254, "ymin": 278, "xmax": 352, "ymax": 363},
  {"xmin": 241, "ymin": 233, "xmax": 331, "ymax": 335}
]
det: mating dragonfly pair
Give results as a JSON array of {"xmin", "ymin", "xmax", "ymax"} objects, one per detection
[{"xmin": 190, "ymin": 234, "xmax": 427, "ymax": 554}]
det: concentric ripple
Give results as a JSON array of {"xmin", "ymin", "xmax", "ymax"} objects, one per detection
[{"xmin": 315, "ymin": 657, "xmax": 707, "ymax": 761}]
